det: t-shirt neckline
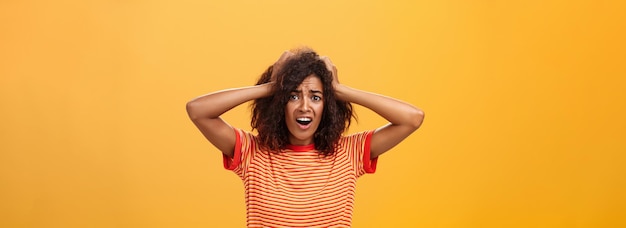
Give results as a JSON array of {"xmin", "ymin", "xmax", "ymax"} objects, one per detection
[{"xmin": 285, "ymin": 144, "xmax": 315, "ymax": 152}]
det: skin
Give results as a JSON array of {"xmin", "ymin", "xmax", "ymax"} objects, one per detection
[
  {"xmin": 186, "ymin": 51, "xmax": 424, "ymax": 158},
  {"xmin": 284, "ymin": 75, "xmax": 325, "ymax": 145}
]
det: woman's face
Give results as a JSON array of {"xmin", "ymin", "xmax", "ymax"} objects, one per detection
[{"xmin": 284, "ymin": 74, "xmax": 324, "ymax": 145}]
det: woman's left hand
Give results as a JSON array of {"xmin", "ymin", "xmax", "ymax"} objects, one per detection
[{"xmin": 320, "ymin": 56, "xmax": 339, "ymax": 89}]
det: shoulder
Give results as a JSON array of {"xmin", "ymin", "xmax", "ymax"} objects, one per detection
[
  {"xmin": 338, "ymin": 130, "xmax": 375, "ymax": 147},
  {"xmin": 340, "ymin": 130, "xmax": 374, "ymax": 141},
  {"xmin": 234, "ymin": 128, "xmax": 257, "ymax": 139},
  {"xmin": 233, "ymin": 128, "xmax": 261, "ymax": 149}
]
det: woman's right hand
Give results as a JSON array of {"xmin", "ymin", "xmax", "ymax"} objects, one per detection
[{"xmin": 270, "ymin": 51, "xmax": 295, "ymax": 83}]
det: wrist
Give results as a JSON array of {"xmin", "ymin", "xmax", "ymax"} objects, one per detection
[
  {"xmin": 334, "ymin": 84, "xmax": 350, "ymax": 101},
  {"xmin": 260, "ymin": 82, "xmax": 275, "ymax": 97}
]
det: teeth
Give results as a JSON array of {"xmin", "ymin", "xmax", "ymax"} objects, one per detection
[{"xmin": 297, "ymin": 117, "xmax": 312, "ymax": 121}]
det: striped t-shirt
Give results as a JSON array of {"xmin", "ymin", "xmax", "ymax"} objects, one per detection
[{"xmin": 223, "ymin": 128, "xmax": 378, "ymax": 227}]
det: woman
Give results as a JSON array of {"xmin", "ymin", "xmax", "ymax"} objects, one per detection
[{"xmin": 186, "ymin": 48, "xmax": 424, "ymax": 227}]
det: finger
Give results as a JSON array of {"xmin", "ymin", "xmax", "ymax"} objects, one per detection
[
  {"xmin": 277, "ymin": 51, "xmax": 294, "ymax": 63},
  {"xmin": 320, "ymin": 56, "xmax": 333, "ymax": 70},
  {"xmin": 324, "ymin": 57, "xmax": 336, "ymax": 73}
]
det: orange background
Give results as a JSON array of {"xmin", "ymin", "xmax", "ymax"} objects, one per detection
[{"xmin": 1, "ymin": 1, "xmax": 625, "ymax": 227}]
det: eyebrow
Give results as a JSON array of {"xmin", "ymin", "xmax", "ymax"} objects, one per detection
[{"xmin": 292, "ymin": 89, "xmax": 323, "ymax": 94}]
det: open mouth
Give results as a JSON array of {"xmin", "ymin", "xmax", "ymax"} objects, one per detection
[{"xmin": 296, "ymin": 117, "xmax": 312, "ymax": 126}]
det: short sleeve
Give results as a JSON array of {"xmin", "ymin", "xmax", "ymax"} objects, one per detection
[
  {"xmin": 222, "ymin": 128, "xmax": 241, "ymax": 170},
  {"xmin": 361, "ymin": 130, "xmax": 378, "ymax": 174},
  {"xmin": 222, "ymin": 128, "xmax": 255, "ymax": 179},
  {"xmin": 341, "ymin": 130, "xmax": 378, "ymax": 177}
]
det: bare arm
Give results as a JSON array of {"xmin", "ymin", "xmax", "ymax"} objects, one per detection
[
  {"xmin": 322, "ymin": 57, "xmax": 424, "ymax": 158},
  {"xmin": 187, "ymin": 51, "xmax": 293, "ymax": 157},
  {"xmin": 186, "ymin": 83, "xmax": 273, "ymax": 157},
  {"xmin": 335, "ymin": 85, "xmax": 424, "ymax": 158}
]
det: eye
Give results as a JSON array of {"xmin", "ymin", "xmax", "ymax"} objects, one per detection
[
  {"xmin": 289, "ymin": 94, "xmax": 299, "ymax": 100},
  {"xmin": 312, "ymin": 95, "xmax": 322, "ymax": 101}
]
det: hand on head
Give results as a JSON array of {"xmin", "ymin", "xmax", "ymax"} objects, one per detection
[
  {"xmin": 320, "ymin": 56, "xmax": 339, "ymax": 88},
  {"xmin": 269, "ymin": 50, "xmax": 341, "ymax": 94},
  {"xmin": 271, "ymin": 51, "xmax": 295, "ymax": 83}
]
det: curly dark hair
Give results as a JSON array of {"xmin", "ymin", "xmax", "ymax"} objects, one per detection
[{"xmin": 251, "ymin": 49, "xmax": 355, "ymax": 156}]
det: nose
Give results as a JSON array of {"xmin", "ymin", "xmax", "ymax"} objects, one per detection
[{"xmin": 298, "ymin": 97, "xmax": 311, "ymax": 112}]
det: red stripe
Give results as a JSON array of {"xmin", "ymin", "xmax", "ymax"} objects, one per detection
[{"xmin": 226, "ymin": 129, "xmax": 376, "ymax": 227}]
